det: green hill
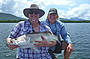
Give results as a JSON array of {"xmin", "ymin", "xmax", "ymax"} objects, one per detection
[
  {"xmin": 0, "ymin": 13, "xmax": 90, "ymax": 23},
  {"xmin": 0, "ymin": 13, "xmax": 26, "ymax": 22}
]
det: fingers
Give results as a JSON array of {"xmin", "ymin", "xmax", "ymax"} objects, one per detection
[
  {"xmin": 34, "ymin": 37, "xmax": 49, "ymax": 47},
  {"xmin": 34, "ymin": 36, "xmax": 47, "ymax": 46},
  {"xmin": 67, "ymin": 46, "xmax": 73, "ymax": 53},
  {"xmin": 34, "ymin": 36, "xmax": 56, "ymax": 47},
  {"xmin": 35, "ymin": 41, "xmax": 42, "ymax": 43},
  {"xmin": 34, "ymin": 41, "xmax": 48, "ymax": 47},
  {"xmin": 66, "ymin": 43, "xmax": 73, "ymax": 53},
  {"xmin": 34, "ymin": 43, "xmax": 44, "ymax": 47},
  {"xmin": 6, "ymin": 38, "xmax": 11, "ymax": 44},
  {"xmin": 8, "ymin": 45, "xmax": 19, "ymax": 50},
  {"xmin": 67, "ymin": 47, "xmax": 70, "ymax": 52},
  {"xmin": 41, "ymin": 35, "xmax": 46, "ymax": 41},
  {"xmin": 34, "ymin": 42, "xmax": 45, "ymax": 47}
]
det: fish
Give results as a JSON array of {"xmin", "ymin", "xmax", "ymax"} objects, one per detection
[{"xmin": 9, "ymin": 32, "xmax": 58, "ymax": 51}]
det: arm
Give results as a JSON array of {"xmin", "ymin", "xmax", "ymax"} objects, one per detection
[
  {"xmin": 60, "ymin": 25, "xmax": 73, "ymax": 52},
  {"xmin": 60, "ymin": 25, "xmax": 72, "ymax": 44},
  {"xmin": 6, "ymin": 22, "xmax": 22, "ymax": 50}
]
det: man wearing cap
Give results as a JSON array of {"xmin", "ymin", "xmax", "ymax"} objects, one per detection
[
  {"xmin": 43, "ymin": 8, "xmax": 73, "ymax": 59},
  {"xmin": 6, "ymin": 4, "xmax": 56, "ymax": 59}
]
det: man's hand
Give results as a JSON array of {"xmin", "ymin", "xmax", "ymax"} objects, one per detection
[
  {"xmin": 66, "ymin": 44, "xmax": 73, "ymax": 53},
  {"xmin": 34, "ymin": 36, "xmax": 56, "ymax": 47},
  {"xmin": 6, "ymin": 38, "xmax": 19, "ymax": 50}
]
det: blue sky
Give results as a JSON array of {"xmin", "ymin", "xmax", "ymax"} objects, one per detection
[{"xmin": 0, "ymin": 0, "xmax": 90, "ymax": 20}]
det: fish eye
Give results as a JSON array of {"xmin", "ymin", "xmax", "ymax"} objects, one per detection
[
  {"xmin": 11, "ymin": 41, "xmax": 13, "ymax": 43},
  {"xmin": 15, "ymin": 38, "xmax": 17, "ymax": 40}
]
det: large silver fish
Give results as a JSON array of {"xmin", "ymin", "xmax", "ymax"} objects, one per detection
[{"xmin": 9, "ymin": 32, "xmax": 58, "ymax": 50}]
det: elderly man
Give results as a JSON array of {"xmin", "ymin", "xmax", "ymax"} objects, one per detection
[{"xmin": 6, "ymin": 4, "xmax": 56, "ymax": 59}]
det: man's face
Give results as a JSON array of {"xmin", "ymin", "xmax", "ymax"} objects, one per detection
[
  {"xmin": 48, "ymin": 13, "xmax": 57, "ymax": 24},
  {"xmin": 28, "ymin": 11, "xmax": 40, "ymax": 23}
]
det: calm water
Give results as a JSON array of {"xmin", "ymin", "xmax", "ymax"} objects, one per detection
[{"xmin": 0, "ymin": 23, "xmax": 90, "ymax": 59}]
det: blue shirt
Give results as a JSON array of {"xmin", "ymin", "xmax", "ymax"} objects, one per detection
[
  {"xmin": 8, "ymin": 20, "xmax": 52, "ymax": 59},
  {"xmin": 43, "ymin": 19, "xmax": 72, "ymax": 44}
]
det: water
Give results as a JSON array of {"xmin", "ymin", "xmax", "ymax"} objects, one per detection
[{"xmin": 0, "ymin": 23, "xmax": 90, "ymax": 59}]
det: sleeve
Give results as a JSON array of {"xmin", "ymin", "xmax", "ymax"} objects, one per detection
[
  {"xmin": 8, "ymin": 22, "xmax": 22, "ymax": 39},
  {"xmin": 60, "ymin": 23, "xmax": 72, "ymax": 44},
  {"xmin": 44, "ymin": 25, "xmax": 53, "ymax": 34},
  {"xmin": 40, "ymin": 21, "xmax": 53, "ymax": 33}
]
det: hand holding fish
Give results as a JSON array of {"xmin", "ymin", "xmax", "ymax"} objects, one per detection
[
  {"xmin": 6, "ymin": 32, "xmax": 58, "ymax": 49},
  {"xmin": 34, "ymin": 36, "xmax": 56, "ymax": 47},
  {"xmin": 66, "ymin": 44, "xmax": 73, "ymax": 53},
  {"xmin": 6, "ymin": 38, "xmax": 19, "ymax": 50}
]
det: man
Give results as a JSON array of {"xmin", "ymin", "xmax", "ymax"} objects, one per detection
[
  {"xmin": 44, "ymin": 8, "xmax": 73, "ymax": 59},
  {"xmin": 6, "ymin": 4, "xmax": 56, "ymax": 59}
]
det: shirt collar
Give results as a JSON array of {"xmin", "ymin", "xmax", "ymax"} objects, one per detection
[{"xmin": 46, "ymin": 19, "xmax": 58, "ymax": 25}]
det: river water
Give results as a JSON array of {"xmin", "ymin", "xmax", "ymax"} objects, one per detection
[{"xmin": 0, "ymin": 23, "xmax": 90, "ymax": 59}]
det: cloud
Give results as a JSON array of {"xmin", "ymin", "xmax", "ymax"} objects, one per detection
[
  {"xmin": 0, "ymin": 0, "xmax": 27, "ymax": 17},
  {"xmin": 0, "ymin": 0, "xmax": 90, "ymax": 20},
  {"xmin": 0, "ymin": 0, "xmax": 73, "ymax": 17},
  {"xmin": 0, "ymin": 0, "xmax": 2, "ymax": 4},
  {"xmin": 63, "ymin": 4, "xmax": 90, "ymax": 20},
  {"xmin": 1, "ymin": 0, "xmax": 14, "ymax": 12},
  {"xmin": 43, "ymin": 0, "xmax": 73, "ymax": 6}
]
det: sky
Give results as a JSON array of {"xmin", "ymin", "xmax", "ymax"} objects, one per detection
[{"xmin": 0, "ymin": 0, "xmax": 90, "ymax": 20}]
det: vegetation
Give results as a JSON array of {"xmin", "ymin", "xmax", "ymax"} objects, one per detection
[
  {"xmin": 60, "ymin": 20, "xmax": 90, "ymax": 23},
  {"xmin": 0, "ymin": 20, "xmax": 90, "ymax": 23},
  {"xmin": 0, "ymin": 19, "xmax": 25, "ymax": 23},
  {"xmin": 0, "ymin": 13, "xmax": 90, "ymax": 23}
]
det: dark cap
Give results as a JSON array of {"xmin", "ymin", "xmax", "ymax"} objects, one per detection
[{"xmin": 48, "ymin": 8, "xmax": 57, "ymax": 14}]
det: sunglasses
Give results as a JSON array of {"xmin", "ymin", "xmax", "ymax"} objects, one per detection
[{"xmin": 29, "ymin": 12, "xmax": 39, "ymax": 14}]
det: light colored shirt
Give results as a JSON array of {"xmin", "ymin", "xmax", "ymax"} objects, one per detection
[
  {"xmin": 43, "ymin": 19, "xmax": 72, "ymax": 44},
  {"xmin": 8, "ymin": 20, "xmax": 52, "ymax": 59}
]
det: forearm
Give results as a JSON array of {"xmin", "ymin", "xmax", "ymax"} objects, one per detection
[
  {"xmin": 61, "ymin": 32, "xmax": 72, "ymax": 44},
  {"xmin": 60, "ymin": 25, "xmax": 72, "ymax": 44}
]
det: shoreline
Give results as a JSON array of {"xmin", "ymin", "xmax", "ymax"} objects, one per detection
[{"xmin": 0, "ymin": 20, "xmax": 90, "ymax": 23}]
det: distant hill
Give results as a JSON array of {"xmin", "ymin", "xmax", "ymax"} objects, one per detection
[
  {"xmin": 70, "ymin": 17, "xmax": 86, "ymax": 21},
  {"xmin": 0, "ymin": 13, "xmax": 26, "ymax": 20},
  {"xmin": 0, "ymin": 13, "xmax": 90, "ymax": 23},
  {"xmin": 60, "ymin": 17, "xmax": 86, "ymax": 21},
  {"xmin": 0, "ymin": 13, "xmax": 87, "ymax": 21}
]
